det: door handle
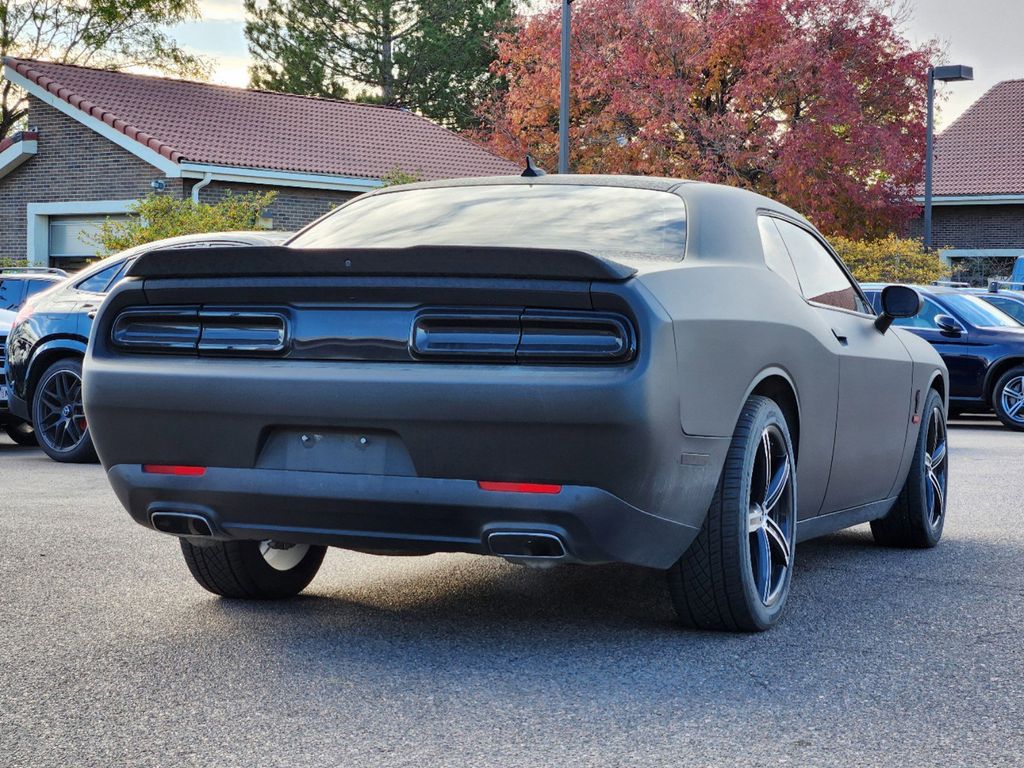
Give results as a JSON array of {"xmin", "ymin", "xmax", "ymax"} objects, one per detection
[{"xmin": 831, "ymin": 329, "xmax": 849, "ymax": 346}]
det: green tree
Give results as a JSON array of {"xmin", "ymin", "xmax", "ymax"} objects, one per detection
[
  {"xmin": 244, "ymin": 0, "xmax": 513, "ymax": 129},
  {"xmin": 831, "ymin": 235, "xmax": 948, "ymax": 285},
  {"xmin": 0, "ymin": 0, "xmax": 208, "ymax": 139},
  {"xmin": 88, "ymin": 192, "xmax": 278, "ymax": 256}
]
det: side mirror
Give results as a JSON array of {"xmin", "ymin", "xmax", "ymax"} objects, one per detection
[
  {"xmin": 875, "ymin": 285, "xmax": 922, "ymax": 333},
  {"xmin": 934, "ymin": 314, "xmax": 963, "ymax": 336}
]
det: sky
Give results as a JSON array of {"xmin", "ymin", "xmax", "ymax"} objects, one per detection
[{"xmin": 176, "ymin": 0, "xmax": 1023, "ymax": 131}]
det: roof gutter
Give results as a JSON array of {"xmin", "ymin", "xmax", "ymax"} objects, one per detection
[{"xmin": 191, "ymin": 172, "xmax": 213, "ymax": 203}]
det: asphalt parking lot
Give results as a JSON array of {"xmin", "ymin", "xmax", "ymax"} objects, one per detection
[{"xmin": 1, "ymin": 416, "xmax": 1022, "ymax": 768}]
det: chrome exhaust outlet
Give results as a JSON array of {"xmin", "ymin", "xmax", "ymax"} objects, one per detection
[
  {"xmin": 150, "ymin": 511, "xmax": 213, "ymax": 537},
  {"xmin": 487, "ymin": 531, "xmax": 566, "ymax": 559}
]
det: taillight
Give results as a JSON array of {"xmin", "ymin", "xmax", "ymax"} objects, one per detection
[
  {"xmin": 412, "ymin": 310, "xmax": 635, "ymax": 364},
  {"xmin": 112, "ymin": 307, "xmax": 287, "ymax": 355}
]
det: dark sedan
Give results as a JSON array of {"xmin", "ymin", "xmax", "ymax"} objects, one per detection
[
  {"xmin": 5, "ymin": 231, "xmax": 291, "ymax": 463},
  {"xmin": 863, "ymin": 284, "xmax": 1024, "ymax": 429}
]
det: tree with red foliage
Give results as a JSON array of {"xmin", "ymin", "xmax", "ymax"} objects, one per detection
[{"xmin": 481, "ymin": 0, "xmax": 936, "ymax": 238}]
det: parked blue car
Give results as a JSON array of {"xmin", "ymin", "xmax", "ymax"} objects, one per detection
[{"xmin": 862, "ymin": 283, "xmax": 1024, "ymax": 430}]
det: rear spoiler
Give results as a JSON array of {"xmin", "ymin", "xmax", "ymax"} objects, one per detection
[{"xmin": 126, "ymin": 244, "xmax": 637, "ymax": 281}]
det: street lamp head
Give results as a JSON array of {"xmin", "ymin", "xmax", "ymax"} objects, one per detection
[{"xmin": 932, "ymin": 65, "xmax": 974, "ymax": 82}]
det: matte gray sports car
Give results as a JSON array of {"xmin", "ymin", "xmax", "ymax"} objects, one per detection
[{"xmin": 83, "ymin": 175, "xmax": 949, "ymax": 631}]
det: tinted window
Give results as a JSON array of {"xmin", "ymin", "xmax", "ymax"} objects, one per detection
[
  {"xmin": 893, "ymin": 297, "xmax": 946, "ymax": 329},
  {"xmin": 757, "ymin": 216, "xmax": 801, "ymax": 292},
  {"xmin": 774, "ymin": 219, "xmax": 868, "ymax": 313},
  {"xmin": 942, "ymin": 294, "xmax": 1020, "ymax": 328},
  {"xmin": 76, "ymin": 262, "xmax": 123, "ymax": 293},
  {"xmin": 982, "ymin": 296, "xmax": 1024, "ymax": 323},
  {"xmin": 290, "ymin": 184, "xmax": 687, "ymax": 262},
  {"xmin": 0, "ymin": 279, "xmax": 24, "ymax": 311}
]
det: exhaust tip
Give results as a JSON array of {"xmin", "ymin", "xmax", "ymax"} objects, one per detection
[
  {"xmin": 487, "ymin": 531, "xmax": 566, "ymax": 559},
  {"xmin": 151, "ymin": 511, "xmax": 213, "ymax": 537}
]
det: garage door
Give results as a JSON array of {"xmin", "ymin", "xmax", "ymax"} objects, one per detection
[{"xmin": 48, "ymin": 215, "xmax": 128, "ymax": 270}]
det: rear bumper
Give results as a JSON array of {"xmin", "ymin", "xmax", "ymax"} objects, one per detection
[{"xmin": 107, "ymin": 465, "xmax": 699, "ymax": 569}]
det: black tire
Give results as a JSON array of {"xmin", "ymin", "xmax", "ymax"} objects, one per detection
[
  {"xmin": 667, "ymin": 396, "xmax": 797, "ymax": 632},
  {"xmin": 180, "ymin": 539, "xmax": 327, "ymax": 599},
  {"xmin": 31, "ymin": 357, "xmax": 98, "ymax": 463},
  {"xmin": 4, "ymin": 420, "xmax": 38, "ymax": 446},
  {"xmin": 991, "ymin": 366, "xmax": 1024, "ymax": 431},
  {"xmin": 871, "ymin": 389, "xmax": 948, "ymax": 548}
]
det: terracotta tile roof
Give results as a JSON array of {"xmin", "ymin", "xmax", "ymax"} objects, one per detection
[
  {"xmin": 932, "ymin": 79, "xmax": 1024, "ymax": 196},
  {"xmin": 4, "ymin": 57, "xmax": 519, "ymax": 181}
]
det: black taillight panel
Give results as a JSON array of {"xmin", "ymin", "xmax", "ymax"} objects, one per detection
[
  {"xmin": 111, "ymin": 307, "xmax": 288, "ymax": 356},
  {"xmin": 411, "ymin": 309, "xmax": 636, "ymax": 364}
]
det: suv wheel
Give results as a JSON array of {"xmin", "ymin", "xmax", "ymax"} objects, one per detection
[
  {"xmin": 992, "ymin": 367, "xmax": 1024, "ymax": 431},
  {"xmin": 31, "ymin": 358, "xmax": 98, "ymax": 463},
  {"xmin": 180, "ymin": 539, "xmax": 327, "ymax": 599},
  {"xmin": 667, "ymin": 396, "xmax": 797, "ymax": 632}
]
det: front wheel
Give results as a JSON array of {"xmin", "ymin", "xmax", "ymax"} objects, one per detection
[
  {"xmin": 992, "ymin": 367, "xmax": 1024, "ymax": 431},
  {"xmin": 31, "ymin": 358, "xmax": 98, "ymax": 463},
  {"xmin": 4, "ymin": 420, "xmax": 38, "ymax": 446},
  {"xmin": 180, "ymin": 539, "xmax": 327, "ymax": 599},
  {"xmin": 871, "ymin": 389, "xmax": 948, "ymax": 548},
  {"xmin": 667, "ymin": 396, "xmax": 797, "ymax": 632}
]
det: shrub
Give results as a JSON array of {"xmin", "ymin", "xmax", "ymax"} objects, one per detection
[
  {"xmin": 831, "ymin": 235, "xmax": 948, "ymax": 285},
  {"xmin": 88, "ymin": 191, "xmax": 278, "ymax": 257}
]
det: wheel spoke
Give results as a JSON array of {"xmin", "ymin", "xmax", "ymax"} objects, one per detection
[
  {"xmin": 1007, "ymin": 397, "xmax": 1024, "ymax": 419},
  {"xmin": 929, "ymin": 440, "xmax": 946, "ymax": 470},
  {"xmin": 748, "ymin": 507, "xmax": 763, "ymax": 533},
  {"xmin": 928, "ymin": 469, "xmax": 944, "ymax": 524},
  {"xmin": 760, "ymin": 430, "xmax": 772, "ymax": 504},
  {"xmin": 764, "ymin": 516, "xmax": 791, "ymax": 569},
  {"xmin": 753, "ymin": 528, "xmax": 772, "ymax": 603},
  {"xmin": 764, "ymin": 456, "xmax": 790, "ymax": 513}
]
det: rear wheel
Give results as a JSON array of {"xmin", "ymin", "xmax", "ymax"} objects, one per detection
[
  {"xmin": 871, "ymin": 389, "xmax": 948, "ymax": 548},
  {"xmin": 31, "ymin": 358, "xmax": 97, "ymax": 463},
  {"xmin": 992, "ymin": 367, "xmax": 1024, "ymax": 431},
  {"xmin": 4, "ymin": 420, "xmax": 37, "ymax": 446},
  {"xmin": 180, "ymin": 539, "xmax": 327, "ymax": 599},
  {"xmin": 667, "ymin": 396, "xmax": 797, "ymax": 632}
]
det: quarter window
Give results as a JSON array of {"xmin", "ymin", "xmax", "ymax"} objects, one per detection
[
  {"xmin": 774, "ymin": 219, "xmax": 868, "ymax": 313},
  {"xmin": 76, "ymin": 262, "xmax": 123, "ymax": 294},
  {"xmin": 757, "ymin": 216, "xmax": 801, "ymax": 292}
]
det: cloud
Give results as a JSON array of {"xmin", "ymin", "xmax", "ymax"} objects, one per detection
[{"xmin": 195, "ymin": 0, "xmax": 246, "ymax": 22}]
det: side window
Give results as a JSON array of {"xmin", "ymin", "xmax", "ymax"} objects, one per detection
[
  {"xmin": 987, "ymin": 297, "xmax": 1024, "ymax": 323},
  {"xmin": 757, "ymin": 216, "xmax": 801, "ymax": 292},
  {"xmin": 75, "ymin": 262, "xmax": 123, "ymax": 294},
  {"xmin": 0, "ymin": 279, "xmax": 24, "ymax": 311},
  {"xmin": 893, "ymin": 298, "xmax": 945, "ymax": 329},
  {"xmin": 774, "ymin": 219, "xmax": 869, "ymax": 313}
]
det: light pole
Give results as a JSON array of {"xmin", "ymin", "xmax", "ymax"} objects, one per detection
[
  {"xmin": 558, "ymin": 0, "xmax": 573, "ymax": 174},
  {"xmin": 924, "ymin": 64, "xmax": 973, "ymax": 251}
]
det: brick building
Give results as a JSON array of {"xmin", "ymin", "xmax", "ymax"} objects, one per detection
[
  {"xmin": 913, "ymin": 78, "xmax": 1024, "ymax": 280},
  {"xmin": 0, "ymin": 58, "xmax": 519, "ymax": 267}
]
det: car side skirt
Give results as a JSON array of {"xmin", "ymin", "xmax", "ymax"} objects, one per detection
[{"xmin": 796, "ymin": 497, "xmax": 897, "ymax": 543}]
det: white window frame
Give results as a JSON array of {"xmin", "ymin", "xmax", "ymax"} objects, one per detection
[{"xmin": 26, "ymin": 200, "xmax": 136, "ymax": 266}]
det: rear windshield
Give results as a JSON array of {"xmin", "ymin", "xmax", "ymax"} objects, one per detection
[{"xmin": 289, "ymin": 184, "xmax": 687, "ymax": 262}]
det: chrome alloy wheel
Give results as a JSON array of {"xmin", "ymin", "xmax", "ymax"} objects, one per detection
[
  {"xmin": 1000, "ymin": 375, "xmax": 1024, "ymax": 425},
  {"xmin": 259, "ymin": 541, "xmax": 311, "ymax": 571},
  {"xmin": 37, "ymin": 369, "xmax": 87, "ymax": 453},
  {"xmin": 747, "ymin": 425, "xmax": 795, "ymax": 606},
  {"xmin": 923, "ymin": 405, "xmax": 948, "ymax": 528}
]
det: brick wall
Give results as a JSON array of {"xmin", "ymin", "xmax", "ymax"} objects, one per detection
[
  {"xmin": 188, "ymin": 180, "xmax": 357, "ymax": 235},
  {"xmin": 908, "ymin": 204, "xmax": 1024, "ymax": 249},
  {"xmin": 0, "ymin": 95, "xmax": 182, "ymax": 260}
]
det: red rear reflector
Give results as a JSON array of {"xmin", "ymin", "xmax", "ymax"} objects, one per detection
[
  {"xmin": 142, "ymin": 465, "xmax": 207, "ymax": 477},
  {"xmin": 477, "ymin": 481, "xmax": 562, "ymax": 494}
]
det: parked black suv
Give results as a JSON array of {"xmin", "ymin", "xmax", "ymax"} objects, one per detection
[
  {"xmin": 862, "ymin": 283, "xmax": 1024, "ymax": 430},
  {"xmin": 0, "ymin": 308, "xmax": 36, "ymax": 445},
  {"xmin": 0, "ymin": 267, "xmax": 67, "ymax": 311},
  {"xmin": 5, "ymin": 231, "xmax": 291, "ymax": 462}
]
